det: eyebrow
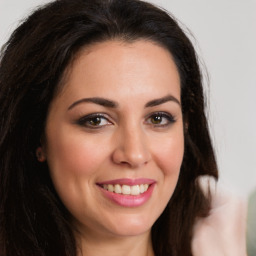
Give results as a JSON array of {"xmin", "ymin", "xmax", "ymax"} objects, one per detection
[
  {"xmin": 68, "ymin": 97, "xmax": 118, "ymax": 110},
  {"xmin": 68, "ymin": 94, "xmax": 180, "ymax": 111},
  {"xmin": 145, "ymin": 95, "xmax": 180, "ymax": 108}
]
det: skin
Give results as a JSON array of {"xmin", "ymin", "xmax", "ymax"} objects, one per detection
[{"xmin": 42, "ymin": 40, "xmax": 184, "ymax": 256}]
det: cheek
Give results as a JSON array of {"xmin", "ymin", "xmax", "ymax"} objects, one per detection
[
  {"xmin": 163, "ymin": 139, "xmax": 184, "ymax": 174},
  {"xmin": 44, "ymin": 130, "xmax": 111, "ymax": 206},
  {"xmin": 45, "ymin": 131, "xmax": 111, "ymax": 210},
  {"xmin": 153, "ymin": 131, "xmax": 184, "ymax": 177},
  {"xmin": 149, "ymin": 131, "xmax": 184, "ymax": 218},
  {"xmin": 46, "ymin": 131, "xmax": 108, "ymax": 178}
]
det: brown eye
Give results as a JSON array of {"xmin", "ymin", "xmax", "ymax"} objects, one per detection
[
  {"xmin": 77, "ymin": 114, "xmax": 111, "ymax": 128},
  {"xmin": 89, "ymin": 117, "xmax": 102, "ymax": 126},
  {"xmin": 151, "ymin": 115, "xmax": 162, "ymax": 124},
  {"xmin": 146, "ymin": 112, "xmax": 175, "ymax": 127}
]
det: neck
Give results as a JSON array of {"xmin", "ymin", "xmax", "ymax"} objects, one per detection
[{"xmin": 75, "ymin": 229, "xmax": 154, "ymax": 256}]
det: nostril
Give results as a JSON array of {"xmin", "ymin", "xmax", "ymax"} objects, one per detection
[{"xmin": 111, "ymin": 134, "xmax": 151, "ymax": 167}]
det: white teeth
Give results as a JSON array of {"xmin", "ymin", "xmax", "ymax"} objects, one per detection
[
  {"xmin": 103, "ymin": 183, "xmax": 150, "ymax": 195},
  {"xmin": 131, "ymin": 185, "xmax": 140, "ymax": 195},
  {"xmin": 108, "ymin": 184, "xmax": 114, "ymax": 192},
  {"xmin": 114, "ymin": 184, "xmax": 122, "ymax": 194},
  {"xmin": 122, "ymin": 185, "xmax": 131, "ymax": 195}
]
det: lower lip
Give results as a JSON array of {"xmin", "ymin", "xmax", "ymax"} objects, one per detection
[{"xmin": 98, "ymin": 184, "xmax": 155, "ymax": 207}]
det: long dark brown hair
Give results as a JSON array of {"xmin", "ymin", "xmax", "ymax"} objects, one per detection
[{"xmin": 0, "ymin": 0, "xmax": 218, "ymax": 255}]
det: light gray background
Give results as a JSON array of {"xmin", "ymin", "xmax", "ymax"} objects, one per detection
[{"xmin": 1, "ymin": 0, "xmax": 255, "ymax": 196}]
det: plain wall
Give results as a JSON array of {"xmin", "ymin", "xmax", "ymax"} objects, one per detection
[{"xmin": 1, "ymin": 0, "xmax": 256, "ymax": 196}]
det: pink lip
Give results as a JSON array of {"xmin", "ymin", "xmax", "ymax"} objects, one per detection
[{"xmin": 97, "ymin": 179, "xmax": 156, "ymax": 207}]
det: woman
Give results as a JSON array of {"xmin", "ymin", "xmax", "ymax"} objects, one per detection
[{"xmin": 0, "ymin": 0, "xmax": 218, "ymax": 255}]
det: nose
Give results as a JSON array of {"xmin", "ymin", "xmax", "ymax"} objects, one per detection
[{"xmin": 112, "ymin": 125, "xmax": 151, "ymax": 168}]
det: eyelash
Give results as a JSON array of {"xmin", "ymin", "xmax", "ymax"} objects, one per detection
[
  {"xmin": 145, "ymin": 112, "xmax": 176, "ymax": 127},
  {"xmin": 77, "ymin": 113, "xmax": 111, "ymax": 129},
  {"xmin": 76, "ymin": 112, "xmax": 176, "ymax": 129}
]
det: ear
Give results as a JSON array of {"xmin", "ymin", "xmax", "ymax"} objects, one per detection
[{"xmin": 36, "ymin": 147, "xmax": 46, "ymax": 162}]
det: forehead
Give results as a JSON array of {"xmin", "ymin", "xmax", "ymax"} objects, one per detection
[{"xmin": 55, "ymin": 40, "xmax": 181, "ymax": 105}]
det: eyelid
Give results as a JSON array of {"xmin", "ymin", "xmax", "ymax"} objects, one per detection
[
  {"xmin": 145, "ymin": 111, "xmax": 176, "ymax": 126},
  {"xmin": 76, "ymin": 113, "xmax": 113, "ymax": 128},
  {"xmin": 75, "ymin": 111, "xmax": 176, "ymax": 129}
]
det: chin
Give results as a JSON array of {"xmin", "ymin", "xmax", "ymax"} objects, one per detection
[{"xmin": 105, "ymin": 213, "xmax": 156, "ymax": 237}]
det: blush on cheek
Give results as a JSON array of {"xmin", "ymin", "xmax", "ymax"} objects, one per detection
[
  {"xmin": 60, "ymin": 151, "xmax": 99, "ymax": 177},
  {"xmin": 158, "ymin": 142, "xmax": 184, "ymax": 176},
  {"xmin": 51, "ymin": 136, "xmax": 102, "ymax": 175}
]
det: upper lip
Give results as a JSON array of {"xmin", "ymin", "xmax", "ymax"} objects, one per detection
[{"xmin": 96, "ymin": 178, "xmax": 156, "ymax": 186}]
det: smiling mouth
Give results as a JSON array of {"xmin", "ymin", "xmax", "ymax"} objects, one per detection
[
  {"xmin": 97, "ymin": 179, "xmax": 155, "ymax": 207},
  {"xmin": 99, "ymin": 184, "xmax": 150, "ymax": 196}
]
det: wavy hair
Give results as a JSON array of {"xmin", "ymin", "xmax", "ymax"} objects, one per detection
[{"xmin": 0, "ymin": 0, "xmax": 218, "ymax": 255}]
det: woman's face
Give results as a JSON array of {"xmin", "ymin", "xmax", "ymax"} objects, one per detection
[{"xmin": 43, "ymin": 40, "xmax": 184, "ymax": 239}]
